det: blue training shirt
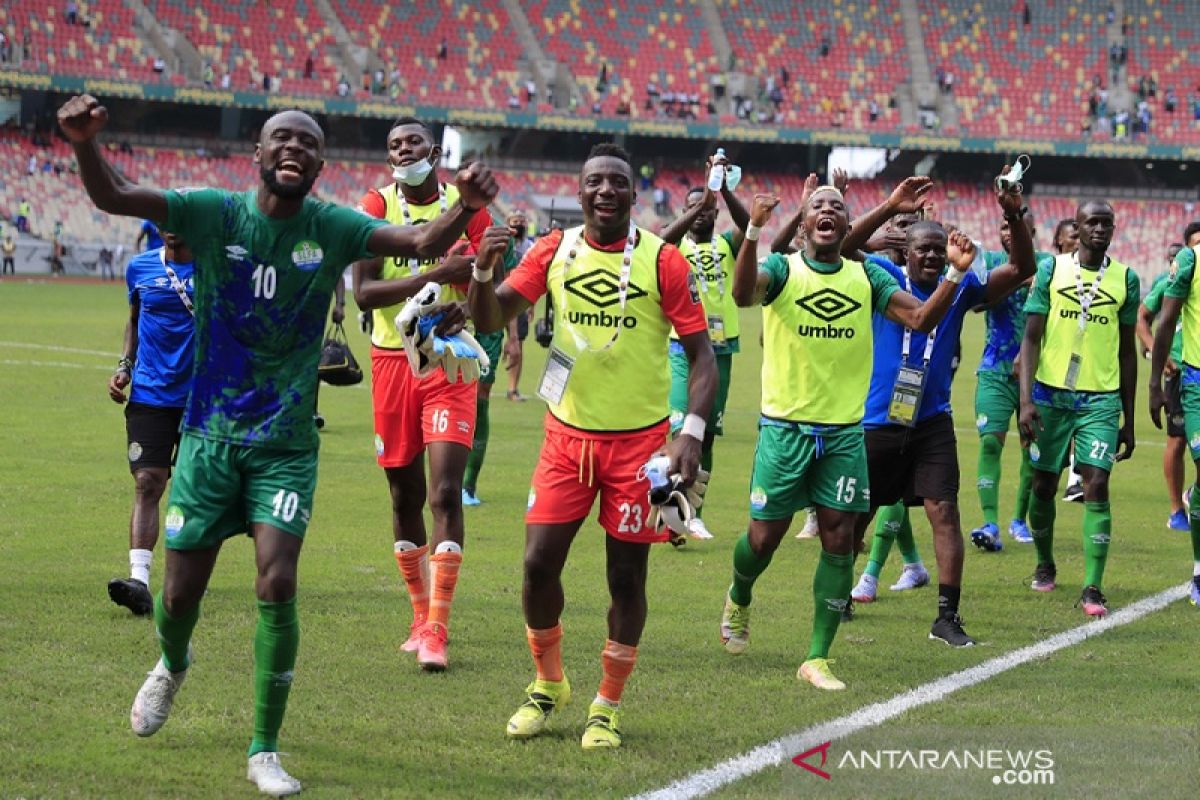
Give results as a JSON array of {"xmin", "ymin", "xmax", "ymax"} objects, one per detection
[
  {"xmin": 863, "ymin": 254, "xmax": 987, "ymax": 428},
  {"xmin": 139, "ymin": 220, "xmax": 163, "ymax": 251},
  {"xmin": 126, "ymin": 247, "xmax": 196, "ymax": 407}
]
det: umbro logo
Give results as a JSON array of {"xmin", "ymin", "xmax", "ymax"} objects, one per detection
[
  {"xmin": 1055, "ymin": 284, "xmax": 1117, "ymax": 309},
  {"xmin": 564, "ymin": 269, "xmax": 648, "ymax": 308},
  {"xmin": 797, "ymin": 288, "xmax": 862, "ymax": 322},
  {"xmin": 225, "ymin": 245, "xmax": 249, "ymax": 259}
]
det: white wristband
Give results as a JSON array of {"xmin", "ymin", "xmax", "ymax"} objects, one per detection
[
  {"xmin": 944, "ymin": 267, "xmax": 965, "ymax": 284},
  {"xmin": 745, "ymin": 224, "xmax": 762, "ymax": 241},
  {"xmin": 472, "ymin": 266, "xmax": 494, "ymax": 283},
  {"xmin": 681, "ymin": 413, "xmax": 706, "ymax": 441}
]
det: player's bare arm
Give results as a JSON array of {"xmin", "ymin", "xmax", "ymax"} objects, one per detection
[
  {"xmin": 883, "ymin": 229, "xmax": 974, "ymax": 332},
  {"xmin": 366, "ymin": 162, "xmax": 498, "ymax": 260},
  {"xmin": 732, "ymin": 193, "xmax": 779, "ymax": 307},
  {"xmin": 58, "ymin": 95, "xmax": 168, "ymax": 223},
  {"xmin": 983, "ymin": 172, "xmax": 1038, "ymax": 303},
  {"xmin": 468, "ymin": 225, "xmax": 532, "ymax": 333},
  {"xmin": 666, "ymin": 329, "xmax": 717, "ymax": 485},
  {"xmin": 843, "ymin": 176, "xmax": 933, "ymax": 256},
  {"xmin": 1018, "ymin": 313, "xmax": 1047, "ymax": 443}
]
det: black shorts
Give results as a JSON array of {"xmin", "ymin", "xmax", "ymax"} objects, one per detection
[
  {"xmin": 125, "ymin": 401, "xmax": 184, "ymax": 473},
  {"xmin": 516, "ymin": 311, "xmax": 530, "ymax": 341},
  {"xmin": 1166, "ymin": 373, "xmax": 1185, "ymax": 439},
  {"xmin": 866, "ymin": 412, "xmax": 959, "ymax": 508}
]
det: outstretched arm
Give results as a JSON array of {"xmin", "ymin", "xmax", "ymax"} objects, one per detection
[
  {"xmin": 982, "ymin": 175, "xmax": 1037, "ymax": 303},
  {"xmin": 881, "ymin": 229, "xmax": 974, "ymax": 332},
  {"xmin": 367, "ymin": 163, "xmax": 499, "ymax": 260},
  {"xmin": 733, "ymin": 194, "xmax": 779, "ymax": 307},
  {"xmin": 659, "ymin": 188, "xmax": 715, "ymax": 245},
  {"xmin": 468, "ymin": 225, "xmax": 534, "ymax": 334},
  {"xmin": 842, "ymin": 176, "xmax": 933, "ymax": 257},
  {"xmin": 58, "ymin": 95, "xmax": 168, "ymax": 223}
]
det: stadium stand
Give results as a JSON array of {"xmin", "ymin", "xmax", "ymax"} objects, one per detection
[
  {"xmin": 1123, "ymin": 0, "xmax": 1200, "ymax": 144},
  {"xmin": 3, "ymin": 0, "xmax": 157, "ymax": 82},
  {"xmin": 141, "ymin": 0, "xmax": 345, "ymax": 93},
  {"xmin": 329, "ymin": 0, "xmax": 524, "ymax": 108},
  {"xmin": 3, "ymin": 129, "xmax": 1188, "ymax": 281}
]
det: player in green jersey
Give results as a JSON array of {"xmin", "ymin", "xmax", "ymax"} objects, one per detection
[
  {"xmin": 1148, "ymin": 223, "xmax": 1200, "ymax": 609},
  {"xmin": 1018, "ymin": 200, "xmax": 1140, "ymax": 619},
  {"xmin": 1138, "ymin": 236, "xmax": 1197, "ymax": 531},
  {"xmin": 658, "ymin": 151, "xmax": 750, "ymax": 543},
  {"xmin": 969, "ymin": 207, "xmax": 1054, "ymax": 551},
  {"xmin": 721, "ymin": 179, "xmax": 968, "ymax": 691},
  {"xmin": 58, "ymin": 94, "xmax": 498, "ymax": 797}
]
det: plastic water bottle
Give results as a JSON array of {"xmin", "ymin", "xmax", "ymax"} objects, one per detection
[
  {"xmin": 643, "ymin": 455, "xmax": 674, "ymax": 505},
  {"xmin": 707, "ymin": 148, "xmax": 726, "ymax": 191}
]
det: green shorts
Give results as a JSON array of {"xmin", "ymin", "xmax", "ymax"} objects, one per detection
[
  {"xmin": 669, "ymin": 350, "xmax": 732, "ymax": 435},
  {"xmin": 1180, "ymin": 376, "xmax": 1200, "ymax": 460},
  {"xmin": 748, "ymin": 420, "xmax": 870, "ymax": 519},
  {"xmin": 163, "ymin": 433, "xmax": 319, "ymax": 550},
  {"xmin": 1028, "ymin": 386, "xmax": 1121, "ymax": 475},
  {"xmin": 477, "ymin": 330, "xmax": 504, "ymax": 387},
  {"xmin": 974, "ymin": 369, "xmax": 1019, "ymax": 436}
]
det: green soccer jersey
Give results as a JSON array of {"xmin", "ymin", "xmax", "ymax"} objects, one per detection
[
  {"xmin": 1165, "ymin": 246, "xmax": 1200, "ymax": 366},
  {"xmin": 165, "ymin": 189, "xmax": 387, "ymax": 450},
  {"xmin": 976, "ymin": 249, "xmax": 1053, "ymax": 376},
  {"xmin": 1143, "ymin": 272, "xmax": 1183, "ymax": 365}
]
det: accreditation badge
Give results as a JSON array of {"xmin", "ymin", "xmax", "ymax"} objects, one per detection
[
  {"xmin": 537, "ymin": 345, "xmax": 576, "ymax": 405},
  {"xmin": 707, "ymin": 315, "xmax": 726, "ymax": 346},
  {"xmin": 887, "ymin": 365, "xmax": 926, "ymax": 427}
]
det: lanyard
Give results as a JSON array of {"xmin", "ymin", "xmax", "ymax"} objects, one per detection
[
  {"xmin": 1071, "ymin": 251, "xmax": 1110, "ymax": 336},
  {"xmin": 160, "ymin": 248, "xmax": 194, "ymax": 317},
  {"xmin": 686, "ymin": 235, "xmax": 725, "ymax": 299},
  {"xmin": 901, "ymin": 273, "xmax": 936, "ymax": 365},
  {"xmin": 559, "ymin": 221, "xmax": 638, "ymax": 354},
  {"xmin": 396, "ymin": 185, "xmax": 448, "ymax": 276}
]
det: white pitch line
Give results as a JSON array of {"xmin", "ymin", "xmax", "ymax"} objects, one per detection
[
  {"xmin": 0, "ymin": 358, "xmax": 112, "ymax": 371},
  {"xmin": 0, "ymin": 340, "xmax": 116, "ymax": 358},
  {"xmin": 632, "ymin": 581, "xmax": 1189, "ymax": 800}
]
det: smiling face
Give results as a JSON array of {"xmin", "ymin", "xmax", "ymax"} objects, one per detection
[
  {"xmin": 802, "ymin": 189, "xmax": 849, "ymax": 252},
  {"xmin": 684, "ymin": 188, "xmax": 716, "ymax": 238},
  {"xmin": 1076, "ymin": 201, "xmax": 1115, "ymax": 254},
  {"xmin": 906, "ymin": 223, "xmax": 949, "ymax": 286},
  {"xmin": 578, "ymin": 155, "xmax": 635, "ymax": 239},
  {"xmin": 386, "ymin": 122, "xmax": 439, "ymax": 171},
  {"xmin": 255, "ymin": 110, "xmax": 324, "ymax": 199}
]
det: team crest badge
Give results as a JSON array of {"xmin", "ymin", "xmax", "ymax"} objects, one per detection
[
  {"xmin": 128, "ymin": 442, "xmax": 143, "ymax": 462},
  {"xmin": 975, "ymin": 413, "xmax": 988, "ymax": 429},
  {"xmin": 291, "ymin": 240, "xmax": 324, "ymax": 271},
  {"xmin": 527, "ymin": 488, "xmax": 537, "ymax": 511},
  {"xmin": 164, "ymin": 506, "xmax": 185, "ymax": 538},
  {"xmin": 374, "ymin": 434, "xmax": 385, "ymax": 457},
  {"xmin": 1028, "ymin": 443, "xmax": 1040, "ymax": 462},
  {"xmin": 750, "ymin": 487, "xmax": 768, "ymax": 510}
]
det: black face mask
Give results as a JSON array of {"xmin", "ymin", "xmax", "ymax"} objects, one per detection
[{"xmin": 513, "ymin": 226, "xmax": 527, "ymax": 239}]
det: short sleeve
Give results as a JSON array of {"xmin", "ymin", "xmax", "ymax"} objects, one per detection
[
  {"xmin": 126, "ymin": 258, "xmax": 138, "ymax": 303},
  {"xmin": 1118, "ymin": 269, "xmax": 1141, "ymax": 326},
  {"xmin": 1165, "ymin": 247, "xmax": 1196, "ymax": 300},
  {"xmin": 1142, "ymin": 277, "xmax": 1165, "ymax": 314},
  {"xmin": 863, "ymin": 259, "xmax": 901, "ymax": 312},
  {"xmin": 164, "ymin": 188, "xmax": 227, "ymax": 244},
  {"xmin": 357, "ymin": 189, "xmax": 386, "ymax": 219},
  {"xmin": 502, "ymin": 229, "xmax": 563, "ymax": 304},
  {"xmin": 659, "ymin": 244, "xmax": 707, "ymax": 337},
  {"xmin": 720, "ymin": 230, "xmax": 741, "ymax": 257},
  {"xmin": 1023, "ymin": 259, "xmax": 1055, "ymax": 316},
  {"xmin": 324, "ymin": 202, "xmax": 390, "ymax": 264},
  {"xmin": 760, "ymin": 252, "xmax": 791, "ymax": 306}
]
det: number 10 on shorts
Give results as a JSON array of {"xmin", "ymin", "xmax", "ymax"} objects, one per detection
[{"xmin": 272, "ymin": 489, "xmax": 300, "ymax": 522}]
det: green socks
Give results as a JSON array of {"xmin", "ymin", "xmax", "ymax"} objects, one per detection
[
  {"xmin": 463, "ymin": 396, "xmax": 490, "ymax": 495},
  {"xmin": 729, "ymin": 532, "xmax": 773, "ymax": 606},
  {"xmin": 865, "ymin": 505, "xmax": 919, "ymax": 578},
  {"xmin": 977, "ymin": 434, "xmax": 1003, "ymax": 526},
  {"xmin": 807, "ymin": 550, "xmax": 853, "ymax": 660},
  {"xmin": 896, "ymin": 510, "xmax": 920, "ymax": 564},
  {"xmin": 1015, "ymin": 447, "xmax": 1034, "ymax": 521},
  {"xmin": 249, "ymin": 597, "xmax": 300, "ymax": 757},
  {"xmin": 1082, "ymin": 501, "xmax": 1111, "ymax": 589},
  {"xmin": 153, "ymin": 593, "xmax": 199, "ymax": 673},
  {"xmin": 1190, "ymin": 484, "xmax": 1200, "ymax": 565},
  {"xmin": 1028, "ymin": 492, "xmax": 1056, "ymax": 566}
]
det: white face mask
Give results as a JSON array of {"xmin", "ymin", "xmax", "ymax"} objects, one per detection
[{"xmin": 392, "ymin": 157, "xmax": 435, "ymax": 186}]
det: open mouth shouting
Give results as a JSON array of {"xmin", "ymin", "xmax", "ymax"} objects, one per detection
[{"xmin": 276, "ymin": 158, "xmax": 305, "ymax": 183}]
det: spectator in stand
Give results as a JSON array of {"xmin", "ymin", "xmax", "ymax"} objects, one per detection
[
  {"xmin": 304, "ymin": 53, "xmax": 314, "ymax": 80},
  {"xmin": 639, "ymin": 163, "xmax": 654, "ymax": 191},
  {"xmin": 819, "ymin": 35, "xmax": 831, "ymax": 57},
  {"xmin": 869, "ymin": 99, "xmax": 880, "ymax": 122},
  {"xmin": 220, "ymin": 71, "xmax": 231, "ymax": 90},
  {"xmin": 153, "ymin": 57, "xmax": 165, "ymax": 76},
  {"xmin": 780, "ymin": 65, "xmax": 789, "ymax": 88},
  {"xmin": 525, "ymin": 79, "xmax": 536, "ymax": 107},
  {"xmin": 0, "ymin": 31, "xmax": 8, "ymax": 63},
  {"xmin": 98, "ymin": 245, "xmax": 115, "ymax": 280},
  {"xmin": 203, "ymin": 63, "xmax": 213, "ymax": 87},
  {"xmin": 711, "ymin": 72, "xmax": 725, "ymax": 101},
  {"xmin": 1165, "ymin": 88, "xmax": 1177, "ymax": 113},
  {"xmin": 66, "ymin": 0, "xmax": 78, "ymax": 25},
  {"xmin": 263, "ymin": 72, "xmax": 271, "ymax": 92},
  {"xmin": 26, "ymin": 155, "xmax": 35, "ymax": 175},
  {"xmin": 1022, "ymin": 2, "xmax": 1031, "ymax": 26},
  {"xmin": 437, "ymin": 39, "xmax": 448, "ymax": 60},
  {"xmin": 507, "ymin": 92, "xmax": 520, "ymax": 109},
  {"xmin": 17, "ymin": 198, "xmax": 30, "ymax": 233},
  {"xmin": 362, "ymin": 70, "xmax": 370, "ymax": 94},
  {"xmin": 22, "ymin": 29, "xmax": 31, "ymax": 61},
  {"xmin": 337, "ymin": 75, "xmax": 350, "ymax": 96}
]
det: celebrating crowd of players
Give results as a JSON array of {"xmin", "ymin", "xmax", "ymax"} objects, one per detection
[{"xmin": 57, "ymin": 92, "xmax": 1200, "ymax": 797}]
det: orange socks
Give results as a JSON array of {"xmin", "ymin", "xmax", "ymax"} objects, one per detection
[
  {"xmin": 427, "ymin": 551, "xmax": 462, "ymax": 631},
  {"xmin": 526, "ymin": 624, "xmax": 564, "ymax": 682},
  {"xmin": 597, "ymin": 640, "xmax": 637, "ymax": 705},
  {"xmin": 394, "ymin": 543, "xmax": 429, "ymax": 625}
]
